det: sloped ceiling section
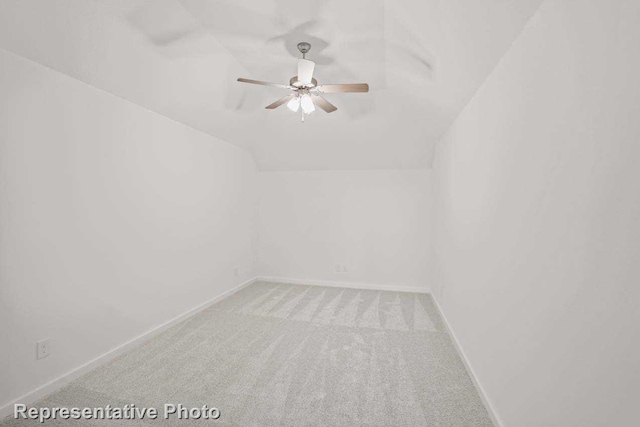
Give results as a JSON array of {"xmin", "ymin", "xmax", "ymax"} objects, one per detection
[{"xmin": 0, "ymin": 0, "xmax": 543, "ymax": 170}]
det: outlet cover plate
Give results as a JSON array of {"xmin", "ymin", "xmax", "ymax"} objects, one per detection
[{"xmin": 36, "ymin": 338, "xmax": 50, "ymax": 360}]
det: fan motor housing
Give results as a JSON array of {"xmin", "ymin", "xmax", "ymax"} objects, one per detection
[{"xmin": 290, "ymin": 76, "xmax": 317, "ymax": 88}]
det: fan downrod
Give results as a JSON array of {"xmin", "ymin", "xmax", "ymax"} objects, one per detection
[{"xmin": 297, "ymin": 42, "xmax": 311, "ymax": 59}]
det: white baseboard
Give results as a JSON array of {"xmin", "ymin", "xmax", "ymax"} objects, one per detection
[
  {"xmin": 256, "ymin": 276, "xmax": 430, "ymax": 294},
  {"xmin": 431, "ymin": 296, "xmax": 503, "ymax": 427},
  {"xmin": 0, "ymin": 277, "xmax": 258, "ymax": 420}
]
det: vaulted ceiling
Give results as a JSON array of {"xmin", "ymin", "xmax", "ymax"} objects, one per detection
[{"xmin": 0, "ymin": 0, "xmax": 543, "ymax": 170}]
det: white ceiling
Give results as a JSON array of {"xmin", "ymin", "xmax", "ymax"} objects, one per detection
[{"xmin": 0, "ymin": 0, "xmax": 543, "ymax": 170}]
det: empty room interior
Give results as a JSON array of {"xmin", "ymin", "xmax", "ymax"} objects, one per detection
[{"xmin": 1, "ymin": 0, "xmax": 639, "ymax": 426}]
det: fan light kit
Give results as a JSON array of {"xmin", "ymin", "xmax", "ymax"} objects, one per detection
[{"xmin": 237, "ymin": 42, "xmax": 369, "ymax": 122}]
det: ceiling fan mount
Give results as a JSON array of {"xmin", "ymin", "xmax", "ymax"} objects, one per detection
[
  {"xmin": 237, "ymin": 41, "xmax": 369, "ymax": 121},
  {"xmin": 297, "ymin": 41, "xmax": 311, "ymax": 58}
]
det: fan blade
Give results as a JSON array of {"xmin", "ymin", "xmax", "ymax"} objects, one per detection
[
  {"xmin": 265, "ymin": 94, "xmax": 295, "ymax": 110},
  {"xmin": 297, "ymin": 59, "xmax": 315, "ymax": 84},
  {"xmin": 310, "ymin": 94, "xmax": 337, "ymax": 113},
  {"xmin": 237, "ymin": 78, "xmax": 290, "ymax": 89},
  {"xmin": 315, "ymin": 83, "xmax": 369, "ymax": 93}
]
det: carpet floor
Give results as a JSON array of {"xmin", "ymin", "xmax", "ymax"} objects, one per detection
[{"xmin": 2, "ymin": 282, "xmax": 493, "ymax": 426}]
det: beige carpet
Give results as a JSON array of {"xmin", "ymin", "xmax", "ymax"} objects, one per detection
[{"xmin": 2, "ymin": 282, "xmax": 493, "ymax": 426}]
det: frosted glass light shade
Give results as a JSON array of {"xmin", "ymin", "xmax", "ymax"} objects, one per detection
[
  {"xmin": 300, "ymin": 94, "xmax": 315, "ymax": 114},
  {"xmin": 287, "ymin": 97, "xmax": 300, "ymax": 112}
]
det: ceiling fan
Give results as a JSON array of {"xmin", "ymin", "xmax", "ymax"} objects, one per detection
[{"xmin": 237, "ymin": 42, "xmax": 369, "ymax": 122}]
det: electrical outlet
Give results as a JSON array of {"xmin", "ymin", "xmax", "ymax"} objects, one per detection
[
  {"xmin": 234, "ymin": 267, "xmax": 239, "ymax": 277},
  {"xmin": 36, "ymin": 339, "xmax": 50, "ymax": 360},
  {"xmin": 335, "ymin": 264, "xmax": 348, "ymax": 273}
]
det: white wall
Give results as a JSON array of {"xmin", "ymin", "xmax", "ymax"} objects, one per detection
[
  {"xmin": 0, "ymin": 48, "xmax": 258, "ymax": 410},
  {"xmin": 432, "ymin": 0, "xmax": 640, "ymax": 425},
  {"xmin": 258, "ymin": 170, "xmax": 431, "ymax": 291}
]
